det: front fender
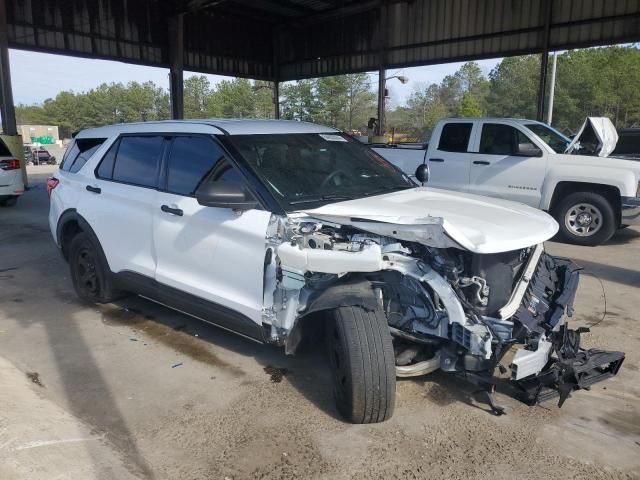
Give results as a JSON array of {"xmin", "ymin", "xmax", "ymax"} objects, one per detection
[
  {"xmin": 284, "ymin": 276, "xmax": 379, "ymax": 355},
  {"xmin": 540, "ymin": 165, "xmax": 636, "ymax": 210}
]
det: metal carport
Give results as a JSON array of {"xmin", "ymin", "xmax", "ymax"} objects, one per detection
[{"xmin": 1, "ymin": 0, "xmax": 640, "ymax": 135}]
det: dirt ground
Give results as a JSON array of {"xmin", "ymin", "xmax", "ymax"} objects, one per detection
[{"xmin": 1, "ymin": 165, "xmax": 638, "ymax": 480}]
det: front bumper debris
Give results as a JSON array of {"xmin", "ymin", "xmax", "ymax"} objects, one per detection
[
  {"xmin": 515, "ymin": 326, "xmax": 625, "ymax": 406},
  {"xmin": 511, "ymin": 254, "xmax": 625, "ymax": 407}
]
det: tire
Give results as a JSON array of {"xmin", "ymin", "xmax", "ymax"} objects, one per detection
[
  {"xmin": 327, "ymin": 306, "xmax": 396, "ymax": 423},
  {"xmin": 0, "ymin": 196, "xmax": 17, "ymax": 207},
  {"xmin": 552, "ymin": 191, "xmax": 616, "ymax": 246},
  {"xmin": 68, "ymin": 232, "xmax": 119, "ymax": 303}
]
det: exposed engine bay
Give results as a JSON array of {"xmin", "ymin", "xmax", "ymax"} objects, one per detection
[{"xmin": 262, "ymin": 214, "xmax": 625, "ymax": 413}]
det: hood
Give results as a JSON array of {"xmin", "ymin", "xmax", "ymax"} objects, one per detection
[
  {"xmin": 566, "ymin": 117, "xmax": 618, "ymax": 157},
  {"xmin": 298, "ymin": 187, "xmax": 559, "ymax": 254},
  {"xmin": 553, "ymin": 151, "xmax": 640, "ymax": 174}
]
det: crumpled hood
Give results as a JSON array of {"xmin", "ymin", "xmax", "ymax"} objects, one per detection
[{"xmin": 298, "ymin": 187, "xmax": 559, "ymax": 254}]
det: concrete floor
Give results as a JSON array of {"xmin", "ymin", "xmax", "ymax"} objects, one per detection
[{"xmin": 1, "ymin": 165, "xmax": 639, "ymax": 480}]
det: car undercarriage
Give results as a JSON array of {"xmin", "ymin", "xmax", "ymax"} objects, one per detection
[{"xmin": 262, "ymin": 214, "xmax": 625, "ymax": 414}]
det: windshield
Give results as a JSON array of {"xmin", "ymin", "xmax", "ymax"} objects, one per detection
[
  {"xmin": 524, "ymin": 123, "xmax": 571, "ymax": 153},
  {"xmin": 228, "ymin": 133, "xmax": 414, "ymax": 211}
]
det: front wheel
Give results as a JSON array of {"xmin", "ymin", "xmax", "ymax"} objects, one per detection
[
  {"xmin": 69, "ymin": 232, "xmax": 120, "ymax": 303},
  {"xmin": 553, "ymin": 191, "xmax": 616, "ymax": 246},
  {"xmin": 327, "ymin": 306, "xmax": 396, "ymax": 423}
]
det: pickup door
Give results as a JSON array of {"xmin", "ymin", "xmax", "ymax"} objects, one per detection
[
  {"xmin": 467, "ymin": 122, "xmax": 548, "ymax": 208},
  {"xmin": 425, "ymin": 121, "xmax": 476, "ymax": 191}
]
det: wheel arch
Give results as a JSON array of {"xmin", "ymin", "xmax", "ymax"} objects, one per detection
[
  {"xmin": 548, "ymin": 181, "xmax": 621, "ymax": 226},
  {"xmin": 284, "ymin": 276, "xmax": 381, "ymax": 355},
  {"xmin": 57, "ymin": 209, "xmax": 111, "ymax": 268}
]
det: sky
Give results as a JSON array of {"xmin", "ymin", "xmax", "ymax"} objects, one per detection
[{"xmin": 9, "ymin": 49, "xmax": 501, "ymax": 107}]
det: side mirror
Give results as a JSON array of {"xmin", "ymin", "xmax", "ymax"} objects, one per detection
[
  {"xmin": 516, "ymin": 143, "xmax": 543, "ymax": 157},
  {"xmin": 415, "ymin": 163, "xmax": 430, "ymax": 184},
  {"xmin": 195, "ymin": 181, "xmax": 258, "ymax": 210}
]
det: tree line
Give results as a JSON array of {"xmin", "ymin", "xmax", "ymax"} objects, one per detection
[{"xmin": 16, "ymin": 46, "xmax": 640, "ymax": 139}]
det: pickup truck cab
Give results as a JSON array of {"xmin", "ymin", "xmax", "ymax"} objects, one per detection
[{"xmin": 375, "ymin": 118, "xmax": 640, "ymax": 246}]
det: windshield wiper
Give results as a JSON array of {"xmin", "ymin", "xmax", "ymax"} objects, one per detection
[{"xmin": 288, "ymin": 194, "xmax": 355, "ymax": 205}]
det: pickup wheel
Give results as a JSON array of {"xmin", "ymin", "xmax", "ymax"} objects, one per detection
[
  {"xmin": 553, "ymin": 191, "xmax": 616, "ymax": 246},
  {"xmin": 69, "ymin": 232, "xmax": 120, "ymax": 303},
  {"xmin": 327, "ymin": 306, "xmax": 396, "ymax": 423}
]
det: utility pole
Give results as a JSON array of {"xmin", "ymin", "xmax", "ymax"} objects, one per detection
[{"xmin": 546, "ymin": 51, "xmax": 558, "ymax": 125}]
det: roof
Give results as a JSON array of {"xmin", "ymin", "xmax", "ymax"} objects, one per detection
[
  {"xmin": 8, "ymin": 0, "xmax": 640, "ymax": 81},
  {"xmin": 75, "ymin": 119, "xmax": 339, "ymax": 138}
]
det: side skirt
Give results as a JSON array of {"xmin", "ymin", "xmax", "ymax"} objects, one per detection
[{"xmin": 114, "ymin": 271, "xmax": 268, "ymax": 344}]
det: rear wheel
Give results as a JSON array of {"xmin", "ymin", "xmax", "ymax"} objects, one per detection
[
  {"xmin": 69, "ymin": 232, "xmax": 119, "ymax": 303},
  {"xmin": 553, "ymin": 191, "xmax": 616, "ymax": 246},
  {"xmin": 327, "ymin": 306, "xmax": 396, "ymax": 423}
]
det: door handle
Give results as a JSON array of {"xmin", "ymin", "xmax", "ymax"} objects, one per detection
[
  {"xmin": 86, "ymin": 185, "xmax": 101, "ymax": 194},
  {"xmin": 429, "ymin": 158, "xmax": 444, "ymax": 163},
  {"xmin": 161, "ymin": 205, "xmax": 183, "ymax": 217},
  {"xmin": 473, "ymin": 161, "xmax": 490, "ymax": 165}
]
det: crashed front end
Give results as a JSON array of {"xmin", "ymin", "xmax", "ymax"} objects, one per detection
[{"xmin": 264, "ymin": 214, "xmax": 624, "ymax": 412}]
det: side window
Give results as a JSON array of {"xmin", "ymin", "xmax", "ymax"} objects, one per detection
[
  {"xmin": 438, "ymin": 123, "xmax": 473, "ymax": 153},
  {"xmin": 96, "ymin": 140, "xmax": 118, "ymax": 180},
  {"xmin": 68, "ymin": 138, "xmax": 107, "ymax": 173},
  {"xmin": 166, "ymin": 136, "xmax": 225, "ymax": 196},
  {"xmin": 480, "ymin": 124, "xmax": 523, "ymax": 155},
  {"xmin": 112, "ymin": 136, "xmax": 164, "ymax": 188}
]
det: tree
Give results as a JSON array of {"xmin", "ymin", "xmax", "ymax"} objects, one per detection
[
  {"xmin": 184, "ymin": 75, "xmax": 211, "ymax": 118},
  {"xmin": 485, "ymin": 55, "xmax": 539, "ymax": 119},
  {"xmin": 280, "ymin": 79, "xmax": 317, "ymax": 122},
  {"xmin": 458, "ymin": 92, "xmax": 482, "ymax": 117},
  {"xmin": 206, "ymin": 78, "xmax": 255, "ymax": 118}
]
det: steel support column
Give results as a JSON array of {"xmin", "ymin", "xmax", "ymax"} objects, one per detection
[
  {"xmin": 536, "ymin": 0, "xmax": 553, "ymax": 121},
  {"xmin": 273, "ymin": 81, "xmax": 280, "ymax": 119},
  {"xmin": 0, "ymin": 0, "xmax": 16, "ymax": 135},
  {"xmin": 168, "ymin": 15, "xmax": 184, "ymax": 120},
  {"xmin": 376, "ymin": 2, "xmax": 388, "ymax": 136}
]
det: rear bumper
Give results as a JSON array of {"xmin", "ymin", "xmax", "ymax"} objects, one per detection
[{"xmin": 621, "ymin": 196, "xmax": 640, "ymax": 225}]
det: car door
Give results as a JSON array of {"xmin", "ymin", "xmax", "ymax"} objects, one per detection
[
  {"xmin": 426, "ymin": 121, "xmax": 476, "ymax": 192},
  {"xmin": 81, "ymin": 135, "xmax": 164, "ymax": 278},
  {"xmin": 468, "ymin": 122, "xmax": 548, "ymax": 207},
  {"xmin": 153, "ymin": 135, "xmax": 272, "ymax": 330}
]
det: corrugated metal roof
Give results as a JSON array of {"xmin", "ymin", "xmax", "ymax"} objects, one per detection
[{"xmin": 6, "ymin": 0, "xmax": 640, "ymax": 81}]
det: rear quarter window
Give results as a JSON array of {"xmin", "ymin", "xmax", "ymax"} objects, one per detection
[
  {"xmin": 0, "ymin": 139, "xmax": 12, "ymax": 157},
  {"xmin": 62, "ymin": 138, "xmax": 107, "ymax": 173}
]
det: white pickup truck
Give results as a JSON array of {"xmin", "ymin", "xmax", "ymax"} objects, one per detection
[{"xmin": 374, "ymin": 118, "xmax": 640, "ymax": 246}]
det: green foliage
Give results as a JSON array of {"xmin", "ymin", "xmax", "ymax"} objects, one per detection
[
  {"xmin": 458, "ymin": 92, "xmax": 482, "ymax": 117},
  {"xmin": 280, "ymin": 74, "xmax": 376, "ymax": 132}
]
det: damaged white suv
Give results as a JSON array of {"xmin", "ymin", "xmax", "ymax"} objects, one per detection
[{"xmin": 49, "ymin": 120, "xmax": 624, "ymax": 423}]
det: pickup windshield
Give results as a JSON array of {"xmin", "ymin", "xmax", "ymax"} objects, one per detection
[
  {"xmin": 524, "ymin": 123, "xmax": 571, "ymax": 153},
  {"xmin": 228, "ymin": 133, "xmax": 413, "ymax": 211}
]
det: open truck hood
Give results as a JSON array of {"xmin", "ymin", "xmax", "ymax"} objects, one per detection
[
  {"xmin": 298, "ymin": 187, "xmax": 558, "ymax": 254},
  {"xmin": 566, "ymin": 117, "xmax": 618, "ymax": 157}
]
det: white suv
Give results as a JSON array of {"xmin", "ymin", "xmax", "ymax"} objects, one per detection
[
  {"xmin": 49, "ymin": 120, "xmax": 624, "ymax": 422},
  {"xmin": 0, "ymin": 138, "xmax": 24, "ymax": 207}
]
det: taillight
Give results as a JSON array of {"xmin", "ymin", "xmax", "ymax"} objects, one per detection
[
  {"xmin": 0, "ymin": 159, "xmax": 20, "ymax": 170},
  {"xmin": 47, "ymin": 177, "xmax": 59, "ymax": 198}
]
